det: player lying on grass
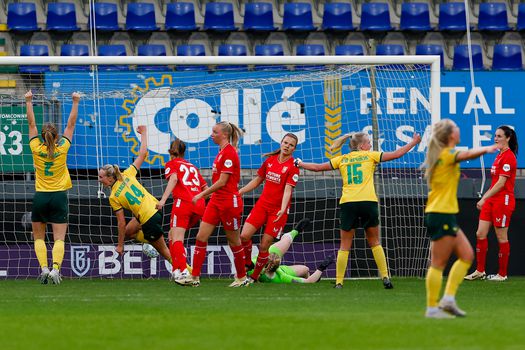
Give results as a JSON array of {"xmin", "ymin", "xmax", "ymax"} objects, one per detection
[{"xmin": 247, "ymin": 218, "xmax": 335, "ymax": 283}]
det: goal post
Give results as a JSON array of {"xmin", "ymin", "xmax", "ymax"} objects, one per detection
[{"xmin": 0, "ymin": 55, "xmax": 440, "ymax": 279}]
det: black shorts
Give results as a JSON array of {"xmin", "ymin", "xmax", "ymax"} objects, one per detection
[
  {"xmin": 32, "ymin": 191, "xmax": 69, "ymax": 224},
  {"xmin": 424, "ymin": 213, "xmax": 459, "ymax": 241},
  {"xmin": 339, "ymin": 201, "xmax": 379, "ymax": 231},
  {"xmin": 141, "ymin": 212, "xmax": 164, "ymax": 242}
]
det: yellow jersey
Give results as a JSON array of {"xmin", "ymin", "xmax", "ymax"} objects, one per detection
[
  {"xmin": 30, "ymin": 136, "xmax": 72, "ymax": 192},
  {"xmin": 425, "ymin": 147, "xmax": 460, "ymax": 214},
  {"xmin": 330, "ymin": 151, "xmax": 383, "ymax": 204},
  {"xmin": 109, "ymin": 165, "xmax": 159, "ymax": 224}
]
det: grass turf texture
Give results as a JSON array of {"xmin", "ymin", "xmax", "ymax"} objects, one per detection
[{"xmin": 1, "ymin": 278, "xmax": 524, "ymax": 350}]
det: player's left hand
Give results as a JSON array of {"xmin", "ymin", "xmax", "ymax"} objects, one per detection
[
  {"xmin": 273, "ymin": 210, "xmax": 284, "ymax": 223},
  {"xmin": 412, "ymin": 133, "xmax": 422, "ymax": 144},
  {"xmin": 116, "ymin": 244, "xmax": 124, "ymax": 256},
  {"xmin": 192, "ymin": 193, "xmax": 202, "ymax": 205},
  {"xmin": 136, "ymin": 125, "xmax": 147, "ymax": 135},
  {"xmin": 476, "ymin": 198, "xmax": 485, "ymax": 210}
]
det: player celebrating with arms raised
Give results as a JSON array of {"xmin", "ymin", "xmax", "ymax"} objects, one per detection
[
  {"xmin": 239, "ymin": 133, "xmax": 300, "ymax": 281},
  {"xmin": 156, "ymin": 139, "xmax": 208, "ymax": 281},
  {"xmin": 465, "ymin": 126, "xmax": 518, "ymax": 282}
]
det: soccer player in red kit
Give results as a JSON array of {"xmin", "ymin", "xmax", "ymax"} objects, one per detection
[
  {"xmin": 176, "ymin": 121, "xmax": 250, "ymax": 287},
  {"xmin": 156, "ymin": 139, "xmax": 208, "ymax": 281},
  {"xmin": 465, "ymin": 126, "xmax": 518, "ymax": 282},
  {"xmin": 239, "ymin": 133, "xmax": 300, "ymax": 281}
]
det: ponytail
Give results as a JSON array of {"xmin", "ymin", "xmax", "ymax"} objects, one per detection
[
  {"xmin": 422, "ymin": 119, "xmax": 456, "ymax": 184},
  {"xmin": 264, "ymin": 133, "xmax": 299, "ymax": 157},
  {"xmin": 41, "ymin": 123, "xmax": 58, "ymax": 159},
  {"xmin": 101, "ymin": 164, "xmax": 124, "ymax": 183},
  {"xmin": 217, "ymin": 121, "xmax": 244, "ymax": 149},
  {"xmin": 330, "ymin": 132, "xmax": 368, "ymax": 152},
  {"xmin": 497, "ymin": 125, "xmax": 519, "ymax": 155}
]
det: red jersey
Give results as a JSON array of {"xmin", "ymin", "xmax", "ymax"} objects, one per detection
[
  {"xmin": 489, "ymin": 148, "xmax": 517, "ymax": 201},
  {"xmin": 257, "ymin": 154, "xmax": 300, "ymax": 209},
  {"xmin": 211, "ymin": 143, "xmax": 240, "ymax": 199},
  {"xmin": 164, "ymin": 158, "xmax": 206, "ymax": 202}
]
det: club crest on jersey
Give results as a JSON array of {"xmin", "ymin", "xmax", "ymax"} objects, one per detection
[
  {"xmin": 224, "ymin": 159, "xmax": 233, "ymax": 168},
  {"xmin": 292, "ymin": 174, "xmax": 299, "ymax": 182},
  {"xmin": 282, "ymin": 166, "xmax": 288, "ymax": 173},
  {"xmin": 503, "ymin": 164, "xmax": 511, "ymax": 172},
  {"xmin": 71, "ymin": 245, "xmax": 91, "ymax": 277}
]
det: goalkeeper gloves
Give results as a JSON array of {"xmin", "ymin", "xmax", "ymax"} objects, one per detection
[{"xmin": 317, "ymin": 254, "xmax": 335, "ymax": 272}]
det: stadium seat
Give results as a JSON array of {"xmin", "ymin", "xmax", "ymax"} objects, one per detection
[
  {"xmin": 98, "ymin": 45, "xmax": 128, "ymax": 71},
  {"xmin": 137, "ymin": 44, "xmax": 168, "ymax": 72},
  {"xmin": 360, "ymin": 3, "xmax": 392, "ymax": 31},
  {"xmin": 452, "ymin": 45, "xmax": 484, "ymax": 70},
  {"xmin": 415, "ymin": 44, "xmax": 445, "ymax": 69},
  {"xmin": 217, "ymin": 44, "xmax": 248, "ymax": 71},
  {"xmin": 126, "ymin": 3, "xmax": 160, "ymax": 31},
  {"xmin": 296, "ymin": 44, "xmax": 324, "ymax": 70},
  {"xmin": 376, "ymin": 44, "xmax": 404, "ymax": 55},
  {"xmin": 438, "ymin": 2, "xmax": 467, "ymax": 31},
  {"xmin": 243, "ymin": 2, "xmax": 277, "ymax": 32},
  {"xmin": 400, "ymin": 3, "xmax": 432, "ymax": 31},
  {"xmin": 478, "ymin": 3, "xmax": 510, "ymax": 31},
  {"xmin": 7, "ymin": 3, "xmax": 40, "ymax": 32},
  {"xmin": 165, "ymin": 2, "xmax": 198, "ymax": 31},
  {"xmin": 89, "ymin": 2, "xmax": 121, "ymax": 31},
  {"xmin": 492, "ymin": 44, "xmax": 523, "ymax": 71},
  {"xmin": 254, "ymin": 44, "xmax": 285, "ymax": 70},
  {"xmin": 60, "ymin": 44, "xmax": 90, "ymax": 72},
  {"xmin": 335, "ymin": 45, "xmax": 364, "ymax": 56},
  {"xmin": 46, "ymin": 2, "xmax": 80, "ymax": 32},
  {"xmin": 282, "ymin": 3, "xmax": 316, "ymax": 31},
  {"xmin": 204, "ymin": 2, "xmax": 238, "ymax": 31},
  {"xmin": 176, "ymin": 44, "xmax": 207, "ymax": 71},
  {"xmin": 517, "ymin": 4, "xmax": 525, "ymax": 31},
  {"xmin": 322, "ymin": 2, "xmax": 354, "ymax": 31},
  {"xmin": 19, "ymin": 45, "xmax": 50, "ymax": 74}
]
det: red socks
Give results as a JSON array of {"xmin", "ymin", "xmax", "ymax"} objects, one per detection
[
  {"xmin": 173, "ymin": 241, "xmax": 187, "ymax": 271},
  {"xmin": 498, "ymin": 241, "xmax": 510, "ymax": 277},
  {"xmin": 192, "ymin": 240, "xmax": 208, "ymax": 277},
  {"xmin": 230, "ymin": 244, "xmax": 246, "ymax": 279},
  {"xmin": 242, "ymin": 239, "xmax": 253, "ymax": 265},
  {"xmin": 250, "ymin": 251, "xmax": 269, "ymax": 281},
  {"xmin": 476, "ymin": 238, "xmax": 488, "ymax": 272}
]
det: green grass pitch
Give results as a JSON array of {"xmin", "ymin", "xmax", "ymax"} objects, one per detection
[{"xmin": 1, "ymin": 278, "xmax": 524, "ymax": 350}]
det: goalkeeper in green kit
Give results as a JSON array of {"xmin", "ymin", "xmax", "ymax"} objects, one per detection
[{"xmin": 247, "ymin": 218, "xmax": 335, "ymax": 283}]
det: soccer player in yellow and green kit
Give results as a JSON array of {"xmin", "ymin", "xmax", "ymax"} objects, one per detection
[
  {"xmin": 422, "ymin": 119, "xmax": 497, "ymax": 319},
  {"xmin": 97, "ymin": 125, "xmax": 171, "ymax": 263},
  {"xmin": 296, "ymin": 131, "xmax": 421, "ymax": 289},
  {"xmin": 26, "ymin": 90, "xmax": 80, "ymax": 284}
]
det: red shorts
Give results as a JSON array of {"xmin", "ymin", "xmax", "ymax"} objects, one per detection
[
  {"xmin": 170, "ymin": 198, "xmax": 205, "ymax": 230},
  {"xmin": 202, "ymin": 195, "xmax": 243, "ymax": 231},
  {"xmin": 245, "ymin": 201, "xmax": 289, "ymax": 238},
  {"xmin": 479, "ymin": 197, "xmax": 514, "ymax": 228}
]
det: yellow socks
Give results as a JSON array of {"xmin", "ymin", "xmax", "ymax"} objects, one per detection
[
  {"xmin": 52, "ymin": 239, "xmax": 65, "ymax": 271},
  {"xmin": 336, "ymin": 250, "xmax": 349, "ymax": 285},
  {"xmin": 135, "ymin": 230, "xmax": 148, "ymax": 243},
  {"xmin": 34, "ymin": 239, "xmax": 48, "ymax": 269},
  {"xmin": 426, "ymin": 266, "xmax": 443, "ymax": 307},
  {"xmin": 371, "ymin": 245, "xmax": 389, "ymax": 278},
  {"xmin": 444, "ymin": 259, "xmax": 471, "ymax": 298}
]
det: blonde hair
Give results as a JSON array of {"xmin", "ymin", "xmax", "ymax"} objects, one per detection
[
  {"xmin": 41, "ymin": 123, "xmax": 58, "ymax": 159},
  {"xmin": 100, "ymin": 164, "xmax": 124, "ymax": 183},
  {"xmin": 265, "ymin": 253, "xmax": 281, "ymax": 273},
  {"xmin": 422, "ymin": 119, "xmax": 456, "ymax": 183},
  {"xmin": 217, "ymin": 121, "xmax": 244, "ymax": 149},
  {"xmin": 330, "ymin": 132, "xmax": 368, "ymax": 152},
  {"xmin": 264, "ymin": 133, "xmax": 298, "ymax": 157}
]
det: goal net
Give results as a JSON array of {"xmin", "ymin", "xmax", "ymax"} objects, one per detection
[{"xmin": 0, "ymin": 55, "xmax": 440, "ymax": 279}]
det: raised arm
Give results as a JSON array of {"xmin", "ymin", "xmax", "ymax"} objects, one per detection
[
  {"xmin": 156, "ymin": 174, "xmax": 178, "ymax": 210},
  {"xmin": 132, "ymin": 125, "xmax": 148, "ymax": 170},
  {"xmin": 382, "ymin": 133, "xmax": 421, "ymax": 162},
  {"xmin": 456, "ymin": 145, "xmax": 498, "ymax": 162},
  {"xmin": 476, "ymin": 175, "xmax": 508, "ymax": 210},
  {"xmin": 62, "ymin": 92, "xmax": 81, "ymax": 141},
  {"xmin": 25, "ymin": 91, "xmax": 38, "ymax": 139},
  {"xmin": 296, "ymin": 159, "xmax": 333, "ymax": 172},
  {"xmin": 239, "ymin": 176, "xmax": 264, "ymax": 196}
]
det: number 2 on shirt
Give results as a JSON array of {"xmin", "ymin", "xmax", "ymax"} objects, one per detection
[{"xmin": 346, "ymin": 164, "xmax": 363, "ymax": 185}]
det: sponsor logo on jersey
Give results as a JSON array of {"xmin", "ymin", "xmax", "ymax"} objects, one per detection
[
  {"xmin": 224, "ymin": 159, "xmax": 233, "ymax": 168},
  {"xmin": 266, "ymin": 171, "xmax": 282, "ymax": 183},
  {"xmin": 503, "ymin": 164, "xmax": 511, "ymax": 172}
]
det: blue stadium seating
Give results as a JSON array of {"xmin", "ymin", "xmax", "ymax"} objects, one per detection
[
  {"xmin": 478, "ymin": 3, "xmax": 510, "ymax": 31},
  {"xmin": 282, "ymin": 3, "xmax": 316, "ymax": 31},
  {"xmin": 438, "ymin": 2, "xmax": 467, "ymax": 31},
  {"xmin": 98, "ymin": 45, "xmax": 128, "ymax": 71},
  {"xmin": 322, "ymin": 3, "xmax": 354, "ymax": 31},
  {"xmin": 89, "ymin": 3, "xmax": 120, "ymax": 31},
  {"xmin": 204, "ymin": 2, "xmax": 238, "ymax": 31},
  {"xmin": 165, "ymin": 2, "xmax": 198, "ymax": 31},
  {"xmin": 376, "ymin": 44, "xmax": 404, "ymax": 55},
  {"xmin": 335, "ymin": 45, "xmax": 364, "ymax": 56},
  {"xmin": 360, "ymin": 3, "xmax": 392, "ymax": 31},
  {"xmin": 19, "ymin": 45, "xmax": 50, "ymax": 74},
  {"xmin": 517, "ymin": 4, "xmax": 525, "ymax": 31},
  {"xmin": 244, "ymin": 2, "xmax": 277, "ymax": 31},
  {"xmin": 217, "ymin": 44, "xmax": 248, "ymax": 71},
  {"xmin": 492, "ymin": 44, "xmax": 523, "ymax": 70},
  {"xmin": 415, "ymin": 44, "xmax": 445, "ymax": 69},
  {"xmin": 176, "ymin": 44, "xmax": 207, "ymax": 71},
  {"xmin": 400, "ymin": 3, "xmax": 432, "ymax": 31},
  {"xmin": 254, "ymin": 44, "xmax": 285, "ymax": 70},
  {"xmin": 452, "ymin": 45, "xmax": 484, "ymax": 70},
  {"xmin": 126, "ymin": 3, "xmax": 160, "ymax": 31},
  {"xmin": 296, "ymin": 44, "xmax": 324, "ymax": 70},
  {"xmin": 46, "ymin": 2, "xmax": 80, "ymax": 32},
  {"xmin": 7, "ymin": 3, "xmax": 40, "ymax": 32},
  {"xmin": 60, "ymin": 44, "xmax": 90, "ymax": 72},
  {"xmin": 137, "ymin": 44, "xmax": 168, "ymax": 72}
]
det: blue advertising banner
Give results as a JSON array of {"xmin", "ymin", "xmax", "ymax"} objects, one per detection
[{"xmin": 45, "ymin": 70, "xmax": 523, "ymax": 169}]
